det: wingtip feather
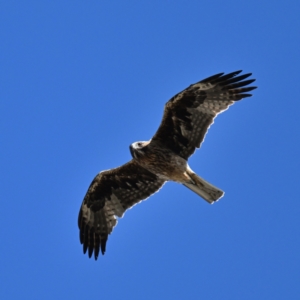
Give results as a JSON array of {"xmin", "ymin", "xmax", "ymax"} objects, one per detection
[{"xmin": 200, "ymin": 72, "xmax": 224, "ymax": 83}]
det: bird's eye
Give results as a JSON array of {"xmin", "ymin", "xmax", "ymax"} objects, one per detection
[{"xmin": 137, "ymin": 143, "xmax": 142, "ymax": 147}]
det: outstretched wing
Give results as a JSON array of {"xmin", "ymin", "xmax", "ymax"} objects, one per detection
[
  {"xmin": 152, "ymin": 70, "xmax": 257, "ymax": 160},
  {"xmin": 78, "ymin": 160, "xmax": 165, "ymax": 260}
]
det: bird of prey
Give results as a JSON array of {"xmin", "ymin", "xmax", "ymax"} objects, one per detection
[{"xmin": 78, "ymin": 70, "xmax": 257, "ymax": 260}]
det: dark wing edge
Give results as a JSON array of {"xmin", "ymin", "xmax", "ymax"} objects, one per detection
[
  {"xmin": 151, "ymin": 70, "xmax": 257, "ymax": 159},
  {"xmin": 78, "ymin": 160, "xmax": 165, "ymax": 260}
]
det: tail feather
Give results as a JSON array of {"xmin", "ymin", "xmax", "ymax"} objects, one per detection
[{"xmin": 184, "ymin": 172, "xmax": 224, "ymax": 204}]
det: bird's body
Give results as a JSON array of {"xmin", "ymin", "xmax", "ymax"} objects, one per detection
[
  {"xmin": 130, "ymin": 141, "xmax": 223, "ymax": 202},
  {"xmin": 78, "ymin": 70, "xmax": 257, "ymax": 259},
  {"xmin": 130, "ymin": 141, "xmax": 190, "ymax": 182}
]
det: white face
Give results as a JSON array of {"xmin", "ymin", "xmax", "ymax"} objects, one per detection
[
  {"xmin": 129, "ymin": 141, "xmax": 149, "ymax": 159},
  {"xmin": 133, "ymin": 141, "xmax": 147, "ymax": 149}
]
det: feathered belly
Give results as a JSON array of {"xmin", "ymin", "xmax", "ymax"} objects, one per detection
[{"xmin": 137, "ymin": 148, "xmax": 189, "ymax": 182}]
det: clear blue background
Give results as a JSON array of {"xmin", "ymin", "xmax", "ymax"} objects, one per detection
[{"xmin": 1, "ymin": 1, "xmax": 299, "ymax": 299}]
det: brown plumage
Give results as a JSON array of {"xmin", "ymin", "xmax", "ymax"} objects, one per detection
[{"xmin": 78, "ymin": 70, "xmax": 257, "ymax": 259}]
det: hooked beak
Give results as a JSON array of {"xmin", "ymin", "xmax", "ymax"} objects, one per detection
[{"xmin": 129, "ymin": 144, "xmax": 136, "ymax": 159}]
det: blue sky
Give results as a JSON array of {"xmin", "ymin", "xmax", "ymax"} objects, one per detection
[{"xmin": 1, "ymin": 1, "xmax": 300, "ymax": 299}]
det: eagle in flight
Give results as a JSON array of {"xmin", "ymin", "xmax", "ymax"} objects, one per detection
[{"xmin": 78, "ymin": 70, "xmax": 257, "ymax": 259}]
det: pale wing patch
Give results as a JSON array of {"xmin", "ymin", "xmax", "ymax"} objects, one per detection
[
  {"xmin": 190, "ymin": 82, "xmax": 215, "ymax": 91},
  {"xmin": 197, "ymin": 100, "xmax": 234, "ymax": 115},
  {"xmin": 109, "ymin": 193, "xmax": 125, "ymax": 217},
  {"xmin": 81, "ymin": 203, "xmax": 95, "ymax": 224}
]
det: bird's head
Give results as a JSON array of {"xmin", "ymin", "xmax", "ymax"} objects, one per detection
[{"xmin": 129, "ymin": 141, "xmax": 150, "ymax": 159}]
